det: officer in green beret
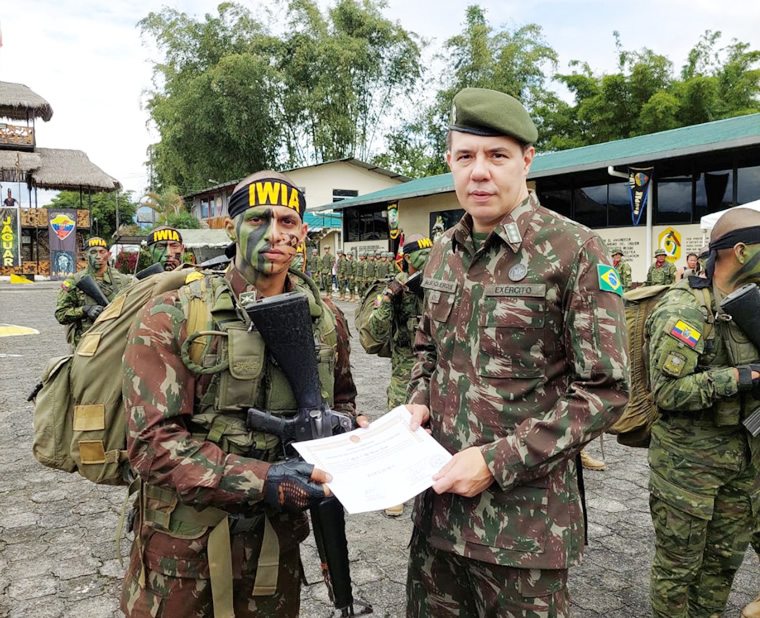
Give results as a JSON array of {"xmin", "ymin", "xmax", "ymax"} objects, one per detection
[
  {"xmin": 646, "ymin": 248, "xmax": 677, "ymax": 286},
  {"xmin": 404, "ymin": 87, "xmax": 629, "ymax": 616}
]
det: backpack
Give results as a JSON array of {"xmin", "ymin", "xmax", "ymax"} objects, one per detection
[
  {"xmin": 355, "ymin": 279, "xmax": 393, "ymax": 358},
  {"xmin": 31, "ymin": 268, "xmax": 208, "ymax": 485}
]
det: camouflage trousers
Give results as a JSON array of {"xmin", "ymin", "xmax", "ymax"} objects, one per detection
[
  {"xmin": 388, "ymin": 373, "xmax": 411, "ymax": 409},
  {"xmin": 406, "ymin": 528, "xmax": 569, "ymax": 617},
  {"xmin": 120, "ymin": 541, "xmax": 302, "ymax": 617},
  {"xmin": 320, "ymin": 274, "xmax": 333, "ymax": 293},
  {"xmin": 648, "ymin": 422, "xmax": 759, "ymax": 618}
]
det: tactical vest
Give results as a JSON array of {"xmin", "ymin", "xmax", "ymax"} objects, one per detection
[
  {"xmin": 137, "ymin": 271, "xmax": 338, "ymax": 615},
  {"xmin": 663, "ymin": 279, "xmax": 760, "ymax": 426}
]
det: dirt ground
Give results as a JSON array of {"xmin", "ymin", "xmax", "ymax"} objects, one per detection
[{"xmin": 0, "ymin": 281, "xmax": 757, "ymax": 617}]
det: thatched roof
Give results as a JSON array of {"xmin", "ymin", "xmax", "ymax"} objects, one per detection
[
  {"xmin": 32, "ymin": 148, "xmax": 120, "ymax": 191},
  {"xmin": 0, "ymin": 148, "xmax": 120, "ymax": 190},
  {"xmin": 0, "ymin": 81, "xmax": 54, "ymax": 122}
]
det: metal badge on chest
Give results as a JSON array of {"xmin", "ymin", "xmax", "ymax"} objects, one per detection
[{"xmin": 508, "ymin": 263, "xmax": 528, "ymax": 282}]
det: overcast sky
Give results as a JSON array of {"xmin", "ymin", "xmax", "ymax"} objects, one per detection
[{"xmin": 1, "ymin": 0, "xmax": 759, "ymax": 202}]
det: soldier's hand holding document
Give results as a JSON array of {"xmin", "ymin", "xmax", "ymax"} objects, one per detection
[{"xmin": 293, "ymin": 406, "xmax": 452, "ymax": 514}]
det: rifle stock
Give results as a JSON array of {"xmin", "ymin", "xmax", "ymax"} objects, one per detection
[
  {"xmin": 244, "ymin": 292, "xmax": 369, "ymax": 616},
  {"xmin": 135, "ymin": 263, "xmax": 164, "ymax": 280},
  {"xmin": 75, "ymin": 275, "xmax": 110, "ymax": 307}
]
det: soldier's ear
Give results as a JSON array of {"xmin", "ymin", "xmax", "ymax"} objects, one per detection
[{"xmin": 224, "ymin": 217, "xmax": 237, "ymax": 242}]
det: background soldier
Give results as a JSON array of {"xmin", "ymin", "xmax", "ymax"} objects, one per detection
[
  {"xmin": 611, "ymin": 247, "xmax": 633, "ymax": 291},
  {"xmin": 137, "ymin": 226, "xmax": 185, "ymax": 272},
  {"xmin": 346, "ymin": 251, "xmax": 357, "ymax": 301},
  {"xmin": 55, "ymin": 237, "xmax": 132, "ymax": 347},
  {"xmin": 404, "ymin": 87, "xmax": 629, "ymax": 616},
  {"xmin": 645, "ymin": 207, "xmax": 760, "ymax": 618},
  {"xmin": 120, "ymin": 171, "xmax": 360, "ymax": 617},
  {"xmin": 646, "ymin": 248, "xmax": 676, "ymax": 286},
  {"xmin": 358, "ymin": 235, "xmax": 432, "ymax": 515},
  {"xmin": 310, "ymin": 248, "xmax": 321, "ymax": 284},
  {"xmin": 336, "ymin": 249, "xmax": 348, "ymax": 300},
  {"xmin": 320, "ymin": 246, "xmax": 333, "ymax": 294}
]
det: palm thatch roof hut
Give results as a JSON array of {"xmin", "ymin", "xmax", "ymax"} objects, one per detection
[
  {"xmin": 0, "ymin": 148, "xmax": 119, "ymax": 190},
  {"xmin": 0, "ymin": 81, "xmax": 54, "ymax": 121}
]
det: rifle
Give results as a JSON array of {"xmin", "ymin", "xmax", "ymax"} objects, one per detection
[
  {"xmin": 75, "ymin": 275, "xmax": 110, "ymax": 308},
  {"xmin": 134, "ymin": 262, "xmax": 164, "ymax": 280},
  {"xmin": 719, "ymin": 282, "xmax": 760, "ymax": 436},
  {"xmin": 244, "ymin": 292, "xmax": 372, "ymax": 616}
]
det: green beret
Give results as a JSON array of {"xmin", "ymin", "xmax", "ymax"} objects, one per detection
[
  {"xmin": 654, "ymin": 248, "xmax": 667, "ymax": 257},
  {"xmin": 450, "ymin": 88, "xmax": 538, "ymax": 144}
]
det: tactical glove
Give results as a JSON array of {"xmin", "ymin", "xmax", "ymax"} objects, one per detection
[
  {"xmin": 83, "ymin": 305, "xmax": 105, "ymax": 320},
  {"xmin": 262, "ymin": 460, "xmax": 326, "ymax": 512},
  {"xmin": 384, "ymin": 279, "xmax": 405, "ymax": 299}
]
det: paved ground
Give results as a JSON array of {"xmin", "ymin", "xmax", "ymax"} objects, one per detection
[{"xmin": 0, "ymin": 281, "xmax": 757, "ymax": 617}]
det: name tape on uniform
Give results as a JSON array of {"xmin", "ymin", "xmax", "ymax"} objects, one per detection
[
  {"xmin": 422, "ymin": 278, "xmax": 458, "ymax": 293},
  {"xmin": 485, "ymin": 284, "xmax": 546, "ymax": 297}
]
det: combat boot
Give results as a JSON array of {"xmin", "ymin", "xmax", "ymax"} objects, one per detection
[
  {"xmin": 742, "ymin": 594, "xmax": 760, "ymax": 618},
  {"xmin": 580, "ymin": 449, "xmax": 606, "ymax": 471}
]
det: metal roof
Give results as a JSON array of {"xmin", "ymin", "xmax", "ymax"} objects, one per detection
[{"xmin": 311, "ymin": 113, "xmax": 760, "ymax": 211}]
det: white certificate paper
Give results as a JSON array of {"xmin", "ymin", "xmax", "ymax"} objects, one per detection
[{"xmin": 293, "ymin": 406, "xmax": 452, "ymax": 514}]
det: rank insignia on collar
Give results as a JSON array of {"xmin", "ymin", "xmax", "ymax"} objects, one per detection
[
  {"xmin": 670, "ymin": 320, "xmax": 701, "ymax": 348},
  {"xmin": 597, "ymin": 264, "xmax": 623, "ymax": 296},
  {"xmin": 505, "ymin": 222, "xmax": 522, "ymax": 244}
]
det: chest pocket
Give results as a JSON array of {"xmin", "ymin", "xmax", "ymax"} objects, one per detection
[
  {"xmin": 478, "ymin": 296, "xmax": 546, "ymax": 379},
  {"xmin": 216, "ymin": 324, "xmax": 265, "ymax": 411}
]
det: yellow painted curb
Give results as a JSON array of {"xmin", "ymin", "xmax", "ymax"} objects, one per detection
[
  {"xmin": 0, "ymin": 324, "xmax": 39, "ymax": 337},
  {"xmin": 10, "ymin": 274, "xmax": 32, "ymax": 284}
]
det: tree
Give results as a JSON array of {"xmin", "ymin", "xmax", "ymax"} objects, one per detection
[
  {"xmin": 141, "ymin": 187, "xmax": 200, "ymax": 229},
  {"xmin": 45, "ymin": 190, "xmax": 139, "ymax": 239},
  {"xmin": 376, "ymin": 5, "xmax": 558, "ymax": 176},
  {"xmin": 140, "ymin": 1, "xmax": 422, "ymax": 191}
]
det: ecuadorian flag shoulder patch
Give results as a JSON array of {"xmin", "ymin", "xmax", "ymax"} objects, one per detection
[
  {"xmin": 670, "ymin": 320, "xmax": 701, "ymax": 348},
  {"xmin": 597, "ymin": 264, "xmax": 623, "ymax": 296}
]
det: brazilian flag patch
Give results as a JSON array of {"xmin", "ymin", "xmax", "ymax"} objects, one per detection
[{"xmin": 597, "ymin": 264, "xmax": 623, "ymax": 296}]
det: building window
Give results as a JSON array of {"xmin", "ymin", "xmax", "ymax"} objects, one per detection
[
  {"xmin": 333, "ymin": 189, "xmax": 359, "ymax": 203},
  {"xmin": 608, "ymin": 181, "xmax": 631, "ymax": 227},
  {"xmin": 695, "ymin": 170, "xmax": 732, "ymax": 220},
  {"xmin": 200, "ymin": 199, "xmax": 210, "ymax": 219},
  {"xmin": 573, "ymin": 185, "xmax": 607, "ymax": 228},
  {"xmin": 429, "ymin": 209, "xmax": 465, "ymax": 237},
  {"xmin": 344, "ymin": 204, "xmax": 389, "ymax": 242},
  {"xmin": 655, "ymin": 177, "xmax": 692, "ymax": 224},
  {"xmin": 537, "ymin": 189, "xmax": 572, "ymax": 219},
  {"xmin": 737, "ymin": 165, "xmax": 760, "ymax": 204}
]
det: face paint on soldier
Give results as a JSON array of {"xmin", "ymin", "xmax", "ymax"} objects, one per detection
[
  {"xmin": 446, "ymin": 132, "xmax": 534, "ymax": 234},
  {"xmin": 728, "ymin": 243, "xmax": 760, "ymax": 287},
  {"xmin": 87, "ymin": 247, "xmax": 109, "ymax": 276},
  {"xmin": 148, "ymin": 240, "xmax": 184, "ymax": 271},
  {"xmin": 227, "ymin": 205, "xmax": 306, "ymax": 280}
]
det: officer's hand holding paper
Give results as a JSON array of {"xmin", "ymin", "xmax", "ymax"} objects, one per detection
[{"xmin": 293, "ymin": 406, "xmax": 452, "ymax": 514}]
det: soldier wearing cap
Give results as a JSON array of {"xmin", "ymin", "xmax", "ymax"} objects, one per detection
[
  {"xmin": 404, "ymin": 87, "xmax": 629, "ymax": 616},
  {"xmin": 646, "ymin": 248, "xmax": 677, "ymax": 286},
  {"xmin": 611, "ymin": 247, "xmax": 633, "ymax": 291},
  {"xmin": 55, "ymin": 237, "xmax": 133, "ymax": 347},
  {"xmin": 319, "ymin": 246, "xmax": 333, "ymax": 294},
  {"xmin": 336, "ymin": 249, "xmax": 348, "ymax": 300},
  {"xmin": 120, "ymin": 170, "xmax": 360, "ymax": 617},
  {"xmin": 136, "ymin": 226, "xmax": 186, "ymax": 275}
]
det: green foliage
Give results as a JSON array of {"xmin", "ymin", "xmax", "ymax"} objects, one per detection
[
  {"xmin": 141, "ymin": 187, "xmax": 200, "ymax": 229},
  {"xmin": 141, "ymin": 0, "xmax": 421, "ymax": 191},
  {"xmin": 45, "ymin": 191, "xmax": 139, "ymax": 239}
]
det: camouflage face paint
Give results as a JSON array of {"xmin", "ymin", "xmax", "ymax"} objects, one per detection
[
  {"xmin": 147, "ymin": 243, "xmax": 168, "ymax": 267},
  {"xmin": 729, "ymin": 244, "xmax": 760, "ymax": 287},
  {"xmin": 235, "ymin": 207, "xmax": 274, "ymax": 277},
  {"xmin": 87, "ymin": 247, "xmax": 108, "ymax": 275}
]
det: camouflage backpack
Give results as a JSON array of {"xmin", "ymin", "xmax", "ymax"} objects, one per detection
[
  {"xmin": 608, "ymin": 282, "xmax": 714, "ymax": 447},
  {"xmin": 31, "ymin": 268, "xmax": 207, "ymax": 485},
  {"xmin": 355, "ymin": 280, "xmax": 392, "ymax": 358}
]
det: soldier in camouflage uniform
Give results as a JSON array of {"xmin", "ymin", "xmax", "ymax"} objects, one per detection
[
  {"xmin": 404, "ymin": 88, "xmax": 629, "ymax": 617},
  {"xmin": 319, "ymin": 246, "xmax": 333, "ymax": 294},
  {"xmin": 120, "ymin": 171, "xmax": 360, "ymax": 617},
  {"xmin": 310, "ymin": 248, "xmax": 320, "ymax": 282},
  {"xmin": 55, "ymin": 236, "xmax": 132, "ymax": 347},
  {"xmin": 646, "ymin": 248, "xmax": 677, "ymax": 286},
  {"xmin": 135, "ymin": 227, "xmax": 186, "ymax": 274},
  {"xmin": 645, "ymin": 208, "xmax": 760, "ymax": 618},
  {"xmin": 611, "ymin": 247, "xmax": 633, "ymax": 291},
  {"xmin": 336, "ymin": 249, "xmax": 347, "ymax": 300},
  {"xmin": 345, "ymin": 251, "xmax": 356, "ymax": 301}
]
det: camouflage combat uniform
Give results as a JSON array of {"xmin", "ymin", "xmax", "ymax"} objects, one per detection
[
  {"xmin": 54, "ymin": 268, "xmax": 132, "ymax": 347},
  {"xmin": 615, "ymin": 260, "xmax": 632, "ymax": 291},
  {"xmin": 406, "ymin": 194, "xmax": 629, "ymax": 615},
  {"xmin": 646, "ymin": 261, "xmax": 676, "ymax": 286},
  {"xmin": 120, "ymin": 266, "xmax": 357, "ymax": 617},
  {"xmin": 337, "ymin": 254, "xmax": 349, "ymax": 297},
  {"xmin": 320, "ymin": 252, "xmax": 333, "ymax": 293},
  {"xmin": 645, "ymin": 277, "xmax": 760, "ymax": 618},
  {"xmin": 359, "ymin": 271, "xmax": 423, "ymax": 408}
]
